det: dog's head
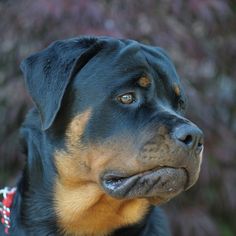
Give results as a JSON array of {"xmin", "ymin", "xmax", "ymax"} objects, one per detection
[{"xmin": 21, "ymin": 36, "xmax": 203, "ymax": 234}]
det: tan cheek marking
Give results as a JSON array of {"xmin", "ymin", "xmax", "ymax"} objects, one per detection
[
  {"xmin": 66, "ymin": 109, "xmax": 91, "ymax": 148},
  {"xmin": 173, "ymin": 83, "xmax": 180, "ymax": 97},
  {"xmin": 138, "ymin": 76, "xmax": 151, "ymax": 88},
  {"xmin": 54, "ymin": 111, "xmax": 150, "ymax": 236},
  {"xmin": 55, "ymin": 110, "xmax": 93, "ymax": 185}
]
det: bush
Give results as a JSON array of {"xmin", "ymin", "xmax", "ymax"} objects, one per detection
[{"xmin": 0, "ymin": 1, "xmax": 235, "ymax": 235}]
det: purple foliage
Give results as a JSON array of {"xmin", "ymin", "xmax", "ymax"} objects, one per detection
[{"xmin": 0, "ymin": 0, "xmax": 235, "ymax": 235}]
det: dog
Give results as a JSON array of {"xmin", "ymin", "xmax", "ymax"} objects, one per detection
[{"xmin": 0, "ymin": 36, "xmax": 204, "ymax": 236}]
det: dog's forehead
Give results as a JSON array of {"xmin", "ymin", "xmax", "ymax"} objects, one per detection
[
  {"xmin": 109, "ymin": 40, "xmax": 179, "ymax": 84},
  {"xmin": 73, "ymin": 38, "xmax": 182, "ymax": 97}
]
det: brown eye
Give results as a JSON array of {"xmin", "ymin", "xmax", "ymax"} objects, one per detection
[{"xmin": 118, "ymin": 93, "xmax": 135, "ymax": 104}]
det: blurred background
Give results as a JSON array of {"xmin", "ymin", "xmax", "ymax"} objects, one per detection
[{"xmin": 0, "ymin": 0, "xmax": 235, "ymax": 235}]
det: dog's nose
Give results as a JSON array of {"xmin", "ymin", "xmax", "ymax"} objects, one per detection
[{"xmin": 173, "ymin": 124, "xmax": 204, "ymax": 153}]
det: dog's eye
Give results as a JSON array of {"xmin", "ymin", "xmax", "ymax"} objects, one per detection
[{"xmin": 118, "ymin": 93, "xmax": 136, "ymax": 104}]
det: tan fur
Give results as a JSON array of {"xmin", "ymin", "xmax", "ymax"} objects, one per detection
[
  {"xmin": 138, "ymin": 76, "xmax": 151, "ymax": 88},
  {"xmin": 54, "ymin": 110, "xmax": 150, "ymax": 236},
  {"xmin": 173, "ymin": 83, "xmax": 180, "ymax": 97},
  {"xmin": 54, "ymin": 109, "xmax": 202, "ymax": 235}
]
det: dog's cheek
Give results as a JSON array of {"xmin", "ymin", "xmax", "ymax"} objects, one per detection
[
  {"xmin": 54, "ymin": 109, "xmax": 139, "ymax": 184},
  {"xmin": 54, "ymin": 145, "xmax": 149, "ymax": 234},
  {"xmin": 54, "ymin": 109, "xmax": 92, "ymax": 181}
]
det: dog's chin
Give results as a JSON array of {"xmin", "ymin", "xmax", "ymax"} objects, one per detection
[{"xmin": 101, "ymin": 167, "xmax": 188, "ymax": 204}]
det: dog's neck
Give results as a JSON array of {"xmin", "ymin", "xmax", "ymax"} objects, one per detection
[
  {"xmin": 12, "ymin": 142, "xmax": 150, "ymax": 236},
  {"xmin": 11, "ymin": 144, "xmax": 58, "ymax": 235},
  {"xmin": 55, "ymin": 178, "xmax": 150, "ymax": 235},
  {"xmin": 9, "ymin": 111, "xmax": 59, "ymax": 235}
]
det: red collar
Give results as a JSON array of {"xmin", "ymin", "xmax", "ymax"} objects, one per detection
[{"xmin": 0, "ymin": 187, "xmax": 16, "ymax": 235}]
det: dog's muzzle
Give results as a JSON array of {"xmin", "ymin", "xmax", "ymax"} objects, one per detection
[{"xmin": 101, "ymin": 123, "xmax": 204, "ymax": 202}]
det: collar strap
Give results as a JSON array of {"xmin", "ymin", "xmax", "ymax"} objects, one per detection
[{"xmin": 0, "ymin": 187, "xmax": 16, "ymax": 235}]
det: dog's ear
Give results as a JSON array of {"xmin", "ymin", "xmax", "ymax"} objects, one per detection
[{"xmin": 21, "ymin": 37, "xmax": 103, "ymax": 130}]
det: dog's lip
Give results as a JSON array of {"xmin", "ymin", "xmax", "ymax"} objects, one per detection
[
  {"xmin": 102, "ymin": 166, "xmax": 162, "ymax": 184},
  {"xmin": 101, "ymin": 166, "xmax": 188, "ymax": 199}
]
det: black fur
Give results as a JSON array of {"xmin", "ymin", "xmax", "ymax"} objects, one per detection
[{"xmin": 0, "ymin": 36, "xmax": 197, "ymax": 236}]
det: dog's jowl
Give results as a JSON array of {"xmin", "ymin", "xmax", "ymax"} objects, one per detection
[{"xmin": 0, "ymin": 36, "xmax": 204, "ymax": 236}]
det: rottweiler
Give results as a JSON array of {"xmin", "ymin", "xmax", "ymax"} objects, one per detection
[{"xmin": 0, "ymin": 36, "xmax": 204, "ymax": 236}]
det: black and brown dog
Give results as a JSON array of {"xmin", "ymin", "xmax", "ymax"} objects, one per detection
[{"xmin": 0, "ymin": 36, "xmax": 204, "ymax": 236}]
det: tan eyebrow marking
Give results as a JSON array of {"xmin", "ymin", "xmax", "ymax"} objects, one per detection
[
  {"xmin": 173, "ymin": 83, "xmax": 180, "ymax": 97},
  {"xmin": 138, "ymin": 76, "xmax": 151, "ymax": 88}
]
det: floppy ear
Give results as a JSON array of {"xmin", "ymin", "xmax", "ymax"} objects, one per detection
[{"xmin": 20, "ymin": 37, "xmax": 103, "ymax": 130}]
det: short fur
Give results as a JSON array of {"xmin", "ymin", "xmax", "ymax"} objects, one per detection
[{"xmin": 0, "ymin": 36, "xmax": 203, "ymax": 236}]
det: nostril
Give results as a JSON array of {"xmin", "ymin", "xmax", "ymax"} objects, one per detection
[
  {"xmin": 180, "ymin": 134, "xmax": 193, "ymax": 146},
  {"xmin": 197, "ymin": 137, "xmax": 204, "ymax": 151},
  {"xmin": 198, "ymin": 142, "xmax": 202, "ymax": 148},
  {"xmin": 173, "ymin": 124, "xmax": 204, "ymax": 151}
]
